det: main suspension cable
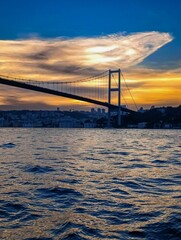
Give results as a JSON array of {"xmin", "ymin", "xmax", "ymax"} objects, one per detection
[{"xmin": 121, "ymin": 71, "xmax": 138, "ymax": 111}]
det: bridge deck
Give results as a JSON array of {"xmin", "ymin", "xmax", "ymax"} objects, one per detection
[{"xmin": 0, "ymin": 77, "xmax": 134, "ymax": 113}]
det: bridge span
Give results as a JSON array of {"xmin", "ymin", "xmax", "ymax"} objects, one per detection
[{"xmin": 0, "ymin": 76, "xmax": 134, "ymax": 114}]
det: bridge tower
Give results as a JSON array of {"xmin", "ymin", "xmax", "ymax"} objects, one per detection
[{"xmin": 108, "ymin": 69, "xmax": 121, "ymax": 127}]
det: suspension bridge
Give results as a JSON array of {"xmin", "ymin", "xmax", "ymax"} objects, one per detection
[{"xmin": 0, "ymin": 69, "xmax": 137, "ymax": 127}]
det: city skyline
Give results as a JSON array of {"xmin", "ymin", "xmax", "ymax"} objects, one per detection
[{"xmin": 0, "ymin": 0, "xmax": 181, "ymax": 110}]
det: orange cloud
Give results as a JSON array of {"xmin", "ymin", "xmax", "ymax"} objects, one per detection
[
  {"xmin": 121, "ymin": 67, "xmax": 181, "ymax": 109},
  {"xmin": 0, "ymin": 31, "xmax": 179, "ymax": 110}
]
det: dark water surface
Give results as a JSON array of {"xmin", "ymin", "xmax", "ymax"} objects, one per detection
[{"xmin": 0, "ymin": 128, "xmax": 180, "ymax": 239}]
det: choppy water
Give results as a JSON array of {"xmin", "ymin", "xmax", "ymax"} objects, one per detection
[{"xmin": 0, "ymin": 128, "xmax": 180, "ymax": 240}]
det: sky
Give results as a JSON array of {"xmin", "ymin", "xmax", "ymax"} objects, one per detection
[{"xmin": 0, "ymin": 0, "xmax": 181, "ymax": 110}]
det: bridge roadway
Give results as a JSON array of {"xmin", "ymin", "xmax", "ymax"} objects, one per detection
[{"xmin": 0, "ymin": 77, "xmax": 134, "ymax": 113}]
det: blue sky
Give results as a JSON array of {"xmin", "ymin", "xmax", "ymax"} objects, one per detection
[
  {"xmin": 0, "ymin": 0, "xmax": 180, "ymax": 109},
  {"xmin": 1, "ymin": 0, "xmax": 180, "ymax": 65}
]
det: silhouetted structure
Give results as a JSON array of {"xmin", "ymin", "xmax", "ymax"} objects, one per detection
[{"xmin": 0, "ymin": 69, "xmax": 135, "ymax": 127}]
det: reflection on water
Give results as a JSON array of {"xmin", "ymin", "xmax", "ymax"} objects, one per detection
[{"xmin": 0, "ymin": 129, "xmax": 180, "ymax": 239}]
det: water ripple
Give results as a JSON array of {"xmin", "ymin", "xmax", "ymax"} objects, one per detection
[
  {"xmin": 24, "ymin": 165, "xmax": 55, "ymax": 174},
  {"xmin": 0, "ymin": 129, "xmax": 180, "ymax": 239},
  {"xmin": 0, "ymin": 142, "xmax": 16, "ymax": 149}
]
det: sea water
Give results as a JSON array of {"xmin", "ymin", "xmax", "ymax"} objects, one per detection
[{"xmin": 0, "ymin": 128, "xmax": 180, "ymax": 239}]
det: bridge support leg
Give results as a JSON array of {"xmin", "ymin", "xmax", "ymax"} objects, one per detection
[
  {"xmin": 108, "ymin": 69, "xmax": 121, "ymax": 128},
  {"xmin": 118, "ymin": 107, "xmax": 121, "ymax": 127},
  {"xmin": 117, "ymin": 69, "xmax": 121, "ymax": 127},
  {"xmin": 108, "ymin": 107, "xmax": 111, "ymax": 127}
]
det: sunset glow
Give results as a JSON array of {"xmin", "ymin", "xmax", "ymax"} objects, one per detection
[{"xmin": 0, "ymin": 31, "xmax": 179, "ymax": 110}]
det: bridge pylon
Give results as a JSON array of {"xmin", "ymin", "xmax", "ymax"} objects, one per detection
[{"xmin": 108, "ymin": 69, "xmax": 121, "ymax": 127}]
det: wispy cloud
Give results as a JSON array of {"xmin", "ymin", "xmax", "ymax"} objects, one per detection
[
  {"xmin": 0, "ymin": 31, "xmax": 172, "ymax": 79},
  {"xmin": 0, "ymin": 31, "xmax": 177, "ymax": 109}
]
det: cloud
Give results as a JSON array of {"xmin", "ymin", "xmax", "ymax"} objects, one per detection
[
  {"xmin": 0, "ymin": 32, "xmax": 172, "ymax": 79},
  {"xmin": 0, "ymin": 95, "xmax": 55, "ymax": 110},
  {"xmin": 0, "ymin": 31, "xmax": 177, "ymax": 109}
]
